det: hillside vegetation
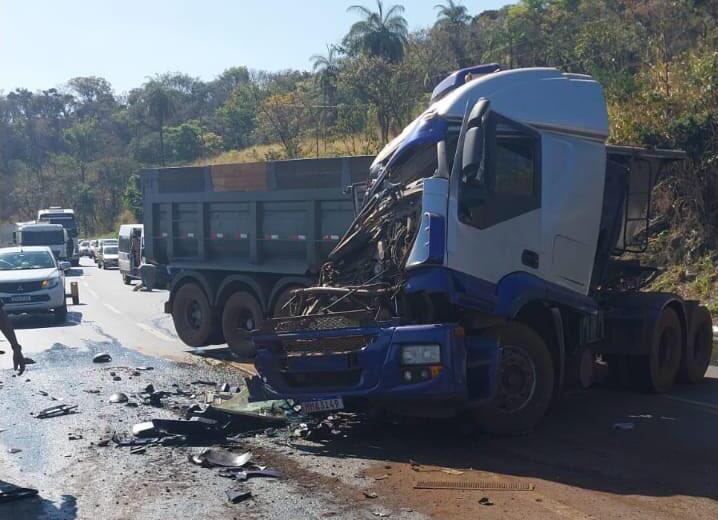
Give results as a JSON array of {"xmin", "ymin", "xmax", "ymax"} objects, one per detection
[{"xmin": 1, "ymin": 1, "xmax": 716, "ymax": 296}]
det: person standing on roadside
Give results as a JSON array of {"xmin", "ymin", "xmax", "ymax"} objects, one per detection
[{"xmin": 0, "ymin": 301, "xmax": 25, "ymax": 374}]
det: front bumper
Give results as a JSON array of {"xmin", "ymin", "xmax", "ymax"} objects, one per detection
[
  {"xmin": 254, "ymin": 323, "xmax": 496, "ymax": 415},
  {"xmin": 0, "ymin": 284, "xmax": 65, "ymax": 313}
]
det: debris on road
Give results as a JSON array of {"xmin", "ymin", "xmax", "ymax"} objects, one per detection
[
  {"xmin": 410, "ymin": 461, "xmax": 464, "ymax": 475},
  {"xmin": 132, "ymin": 417, "xmax": 222, "ymax": 440},
  {"xmin": 109, "ymin": 392, "xmax": 129, "ymax": 403},
  {"xmin": 191, "ymin": 449, "xmax": 252, "ymax": 468},
  {"xmin": 479, "ymin": 497, "xmax": 494, "ymax": 506},
  {"xmin": 93, "ymin": 352, "xmax": 112, "ymax": 363},
  {"xmin": 612, "ymin": 422, "xmax": 635, "ymax": 431},
  {"xmin": 0, "ymin": 482, "xmax": 38, "ymax": 503},
  {"xmin": 363, "ymin": 491, "xmax": 378, "ymax": 499},
  {"xmin": 35, "ymin": 404, "xmax": 78, "ymax": 419},
  {"xmin": 218, "ymin": 468, "xmax": 281, "ymax": 481},
  {"xmin": 7, "ymin": 448, "xmax": 22, "ymax": 454},
  {"xmin": 225, "ymin": 487, "xmax": 252, "ymax": 504}
]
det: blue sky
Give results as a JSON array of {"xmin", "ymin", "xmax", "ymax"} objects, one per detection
[{"xmin": 0, "ymin": 0, "xmax": 508, "ymax": 94}]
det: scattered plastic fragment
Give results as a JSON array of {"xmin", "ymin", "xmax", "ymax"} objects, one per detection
[
  {"xmin": 363, "ymin": 491, "xmax": 378, "ymax": 499},
  {"xmin": 135, "ymin": 366, "xmax": 154, "ymax": 371},
  {"xmin": 191, "ymin": 380, "xmax": 216, "ymax": 386},
  {"xmin": 612, "ymin": 422, "xmax": 635, "ymax": 431},
  {"xmin": 191, "ymin": 448, "xmax": 252, "ymax": 468},
  {"xmin": 93, "ymin": 352, "xmax": 112, "ymax": 363},
  {"xmin": 130, "ymin": 446, "xmax": 147, "ymax": 455},
  {"xmin": 109, "ymin": 392, "xmax": 129, "ymax": 404},
  {"xmin": 35, "ymin": 404, "xmax": 78, "ymax": 419},
  {"xmin": 7, "ymin": 448, "xmax": 22, "ymax": 454},
  {"xmin": 225, "ymin": 487, "xmax": 252, "ymax": 504},
  {"xmin": 479, "ymin": 497, "xmax": 494, "ymax": 506},
  {"xmin": 0, "ymin": 482, "xmax": 38, "ymax": 503}
]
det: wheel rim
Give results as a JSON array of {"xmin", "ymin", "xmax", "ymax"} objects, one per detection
[
  {"xmin": 186, "ymin": 301, "xmax": 203, "ymax": 330},
  {"xmin": 497, "ymin": 345, "xmax": 537, "ymax": 413},
  {"xmin": 235, "ymin": 308, "xmax": 256, "ymax": 331}
]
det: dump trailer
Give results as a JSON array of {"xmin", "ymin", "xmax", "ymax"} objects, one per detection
[
  {"xmin": 250, "ymin": 66, "xmax": 714, "ymax": 434},
  {"xmin": 142, "ymin": 156, "xmax": 374, "ymax": 349}
]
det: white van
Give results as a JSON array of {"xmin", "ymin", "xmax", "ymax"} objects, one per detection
[{"xmin": 118, "ymin": 224, "xmax": 144, "ymax": 284}]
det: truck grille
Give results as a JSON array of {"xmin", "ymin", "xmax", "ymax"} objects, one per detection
[
  {"xmin": 281, "ymin": 335, "xmax": 371, "ymax": 356},
  {"xmin": 0, "ymin": 281, "xmax": 45, "ymax": 294},
  {"xmin": 272, "ymin": 310, "xmax": 374, "ymax": 333}
]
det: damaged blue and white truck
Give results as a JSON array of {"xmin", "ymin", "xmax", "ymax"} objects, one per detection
[{"xmin": 244, "ymin": 66, "xmax": 714, "ymax": 434}]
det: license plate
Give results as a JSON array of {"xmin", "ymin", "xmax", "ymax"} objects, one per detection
[
  {"xmin": 11, "ymin": 296, "xmax": 31, "ymax": 303},
  {"xmin": 300, "ymin": 397, "xmax": 344, "ymax": 414}
]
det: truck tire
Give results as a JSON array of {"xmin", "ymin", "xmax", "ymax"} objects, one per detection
[
  {"xmin": 472, "ymin": 322, "xmax": 554, "ymax": 435},
  {"xmin": 632, "ymin": 307, "xmax": 682, "ymax": 393},
  {"xmin": 678, "ymin": 306, "xmax": 713, "ymax": 383},
  {"xmin": 272, "ymin": 285, "xmax": 302, "ymax": 318},
  {"xmin": 222, "ymin": 291, "xmax": 263, "ymax": 359},
  {"xmin": 172, "ymin": 283, "xmax": 214, "ymax": 347},
  {"xmin": 54, "ymin": 302, "xmax": 68, "ymax": 323}
]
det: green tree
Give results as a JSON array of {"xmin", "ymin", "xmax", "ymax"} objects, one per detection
[
  {"xmin": 143, "ymin": 80, "xmax": 176, "ymax": 166},
  {"xmin": 344, "ymin": 0, "xmax": 409, "ymax": 62},
  {"xmin": 434, "ymin": 0, "xmax": 471, "ymax": 25},
  {"xmin": 311, "ymin": 45, "xmax": 341, "ymax": 125}
]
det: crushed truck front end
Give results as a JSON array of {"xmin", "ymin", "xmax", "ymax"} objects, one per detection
[{"xmin": 253, "ymin": 316, "xmax": 498, "ymax": 416}]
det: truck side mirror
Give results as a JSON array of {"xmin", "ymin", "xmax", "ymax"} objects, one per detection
[
  {"xmin": 462, "ymin": 126, "xmax": 484, "ymax": 180},
  {"xmin": 345, "ymin": 182, "xmax": 368, "ymax": 216}
]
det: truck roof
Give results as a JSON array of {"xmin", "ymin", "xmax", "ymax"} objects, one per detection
[{"xmin": 18, "ymin": 223, "xmax": 65, "ymax": 231}]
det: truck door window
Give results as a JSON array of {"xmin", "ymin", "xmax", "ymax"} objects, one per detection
[{"xmin": 459, "ymin": 112, "xmax": 540, "ymax": 228}]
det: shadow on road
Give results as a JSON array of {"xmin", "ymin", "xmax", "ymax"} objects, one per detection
[
  {"xmin": 11, "ymin": 311, "xmax": 83, "ymax": 330},
  {"xmin": 293, "ymin": 380, "xmax": 718, "ymax": 501},
  {"xmin": 0, "ymin": 483, "xmax": 77, "ymax": 519}
]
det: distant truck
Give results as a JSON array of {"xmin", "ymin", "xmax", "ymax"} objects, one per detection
[
  {"xmin": 141, "ymin": 156, "xmax": 373, "ymax": 349},
  {"xmin": 37, "ymin": 207, "xmax": 80, "ymax": 267},
  {"xmin": 15, "ymin": 223, "xmax": 70, "ymax": 270},
  {"xmin": 250, "ymin": 66, "xmax": 714, "ymax": 434},
  {"xmin": 118, "ymin": 224, "xmax": 143, "ymax": 284}
]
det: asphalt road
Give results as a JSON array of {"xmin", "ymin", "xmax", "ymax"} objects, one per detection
[{"xmin": 1, "ymin": 257, "xmax": 718, "ymax": 519}]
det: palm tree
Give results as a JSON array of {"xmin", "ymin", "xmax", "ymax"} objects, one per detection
[
  {"xmin": 435, "ymin": 0, "xmax": 471, "ymax": 25},
  {"xmin": 144, "ymin": 80, "xmax": 176, "ymax": 166},
  {"xmin": 311, "ymin": 45, "xmax": 341, "ymax": 124},
  {"xmin": 344, "ymin": 0, "xmax": 408, "ymax": 62}
]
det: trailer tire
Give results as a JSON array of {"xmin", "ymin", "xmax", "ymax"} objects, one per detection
[
  {"xmin": 635, "ymin": 307, "xmax": 682, "ymax": 393},
  {"xmin": 172, "ymin": 283, "xmax": 214, "ymax": 347},
  {"xmin": 678, "ymin": 306, "xmax": 713, "ymax": 384},
  {"xmin": 472, "ymin": 322, "xmax": 554, "ymax": 436},
  {"xmin": 222, "ymin": 291, "xmax": 263, "ymax": 359}
]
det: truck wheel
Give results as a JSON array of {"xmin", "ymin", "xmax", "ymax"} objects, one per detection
[
  {"xmin": 678, "ymin": 306, "xmax": 713, "ymax": 383},
  {"xmin": 472, "ymin": 322, "xmax": 554, "ymax": 435},
  {"xmin": 222, "ymin": 291, "xmax": 263, "ymax": 359},
  {"xmin": 172, "ymin": 283, "xmax": 214, "ymax": 347},
  {"xmin": 54, "ymin": 302, "xmax": 68, "ymax": 323},
  {"xmin": 272, "ymin": 285, "xmax": 302, "ymax": 318},
  {"xmin": 634, "ymin": 307, "xmax": 682, "ymax": 393}
]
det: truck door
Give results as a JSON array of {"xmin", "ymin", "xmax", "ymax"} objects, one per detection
[{"xmin": 447, "ymin": 101, "xmax": 542, "ymax": 287}]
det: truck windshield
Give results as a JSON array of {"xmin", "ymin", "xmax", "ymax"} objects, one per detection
[
  {"xmin": 385, "ymin": 132, "xmax": 459, "ymax": 187},
  {"xmin": 103, "ymin": 246, "xmax": 118, "ymax": 254},
  {"xmin": 0, "ymin": 251, "xmax": 55, "ymax": 270},
  {"xmin": 41, "ymin": 216, "xmax": 77, "ymax": 237},
  {"xmin": 21, "ymin": 231, "xmax": 64, "ymax": 245}
]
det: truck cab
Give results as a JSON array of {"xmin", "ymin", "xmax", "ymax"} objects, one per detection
[
  {"xmin": 16, "ymin": 223, "xmax": 70, "ymax": 270},
  {"xmin": 250, "ymin": 66, "xmax": 713, "ymax": 435}
]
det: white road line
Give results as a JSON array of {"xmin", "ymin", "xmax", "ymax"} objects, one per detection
[
  {"xmin": 137, "ymin": 323, "xmax": 175, "ymax": 342},
  {"xmin": 662, "ymin": 394, "xmax": 718, "ymax": 415},
  {"xmin": 103, "ymin": 303, "xmax": 122, "ymax": 315},
  {"xmin": 87, "ymin": 288, "xmax": 98, "ymax": 299}
]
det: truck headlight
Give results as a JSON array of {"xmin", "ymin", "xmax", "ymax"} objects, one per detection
[
  {"xmin": 41, "ymin": 277, "xmax": 60, "ymax": 289},
  {"xmin": 401, "ymin": 344, "xmax": 441, "ymax": 365}
]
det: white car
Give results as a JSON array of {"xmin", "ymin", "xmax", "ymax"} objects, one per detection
[
  {"xmin": 0, "ymin": 246, "xmax": 68, "ymax": 322},
  {"xmin": 99, "ymin": 244, "xmax": 119, "ymax": 269}
]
